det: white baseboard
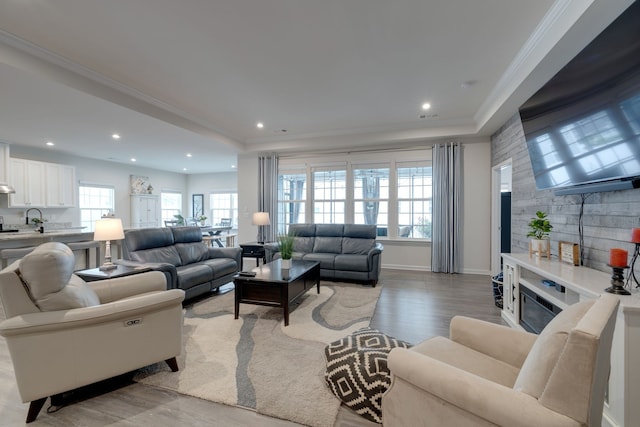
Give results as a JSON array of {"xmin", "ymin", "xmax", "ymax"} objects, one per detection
[{"xmin": 382, "ymin": 264, "xmax": 430, "ymax": 271}]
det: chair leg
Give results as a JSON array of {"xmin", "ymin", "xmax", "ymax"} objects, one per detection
[
  {"xmin": 26, "ymin": 397, "xmax": 47, "ymax": 423},
  {"xmin": 165, "ymin": 357, "xmax": 179, "ymax": 372}
]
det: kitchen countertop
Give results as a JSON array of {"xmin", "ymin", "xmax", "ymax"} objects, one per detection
[
  {"xmin": 0, "ymin": 229, "xmax": 95, "ymax": 249},
  {"xmin": 0, "ymin": 229, "xmax": 90, "ymax": 238}
]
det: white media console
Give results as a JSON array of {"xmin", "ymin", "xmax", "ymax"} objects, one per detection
[{"xmin": 501, "ymin": 253, "xmax": 640, "ymax": 427}]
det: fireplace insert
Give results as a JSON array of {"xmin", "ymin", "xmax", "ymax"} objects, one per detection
[{"xmin": 519, "ymin": 285, "xmax": 562, "ymax": 334}]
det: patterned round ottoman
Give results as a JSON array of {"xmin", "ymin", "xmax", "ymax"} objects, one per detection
[{"xmin": 324, "ymin": 327, "xmax": 411, "ymax": 423}]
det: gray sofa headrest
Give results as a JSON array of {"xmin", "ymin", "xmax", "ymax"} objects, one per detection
[
  {"xmin": 344, "ymin": 224, "xmax": 377, "ymax": 239},
  {"xmin": 171, "ymin": 226, "xmax": 204, "ymax": 243},
  {"xmin": 289, "ymin": 224, "xmax": 317, "ymax": 237},
  {"xmin": 125, "ymin": 228, "xmax": 174, "ymax": 252},
  {"xmin": 316, "ymin": 224, "xmax": 345, "ymax": 236}
]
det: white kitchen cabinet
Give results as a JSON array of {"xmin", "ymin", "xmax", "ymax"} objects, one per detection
[
  {"xmin": 9, "ymin": 158, "xmax": 46, "ymax": 208},
  {"xmin": 45, "ymin": 163, "xmax": 76, "ymax": 207},
  {"xmin": 130, "ymin": 194, "xmax": 160, "ymax": 228},
  {"xmin": 501, "ymin": 253, "xmax": 640, "ymax": 427}
]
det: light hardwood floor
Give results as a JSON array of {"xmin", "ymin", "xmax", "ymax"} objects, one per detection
[{"xmin": 0, "ymin": 269, "xmax": 503, "ymax": 426}]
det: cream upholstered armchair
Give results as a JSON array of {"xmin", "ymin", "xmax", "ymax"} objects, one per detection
[
  {"xmin": 0, "ymin": 242, "xmax": 185, "ymax": 423},
  {"xmin": 382, "ymin": 294, "xmax": 619, "ymax": 427}
]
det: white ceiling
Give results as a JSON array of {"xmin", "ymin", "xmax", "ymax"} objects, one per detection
[{"xmin": 0, "ymin": 0, "xmax": 634, "ymax": 174}]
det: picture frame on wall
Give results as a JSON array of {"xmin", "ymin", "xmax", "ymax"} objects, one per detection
[{"xmin": 192, "ymin": 194, "xmax": 204, "ymax": 218}]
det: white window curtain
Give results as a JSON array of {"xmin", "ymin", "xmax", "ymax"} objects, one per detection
[
  {"xmin": 258, "ymin": 154, "xmax": 278, "ymax": 242},
  {"xmin": 431, "ymin": 142, "xmax": 463, "ymax": 273}
]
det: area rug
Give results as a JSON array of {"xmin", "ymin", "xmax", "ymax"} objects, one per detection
[{"xmin": 135, "ymin": 282, "xmax": 382, "ymax": 427}]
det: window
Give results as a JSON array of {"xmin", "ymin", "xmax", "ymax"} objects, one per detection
[
  {"xmin": 353, "ymin": 167, "xmax": 389, "ymax": 230},
  {"xmin": 161, "ymin": 191, "xmax": 182, "ymax": 225},
  {"xmin": 277, "ymin": 154, "xmax": 432, "ymax": 240},
  {"xmin": 277, "ymin": 171, "xmax": 307, "ymax": 233},
  {"xmin": 397, "ymin": 164, "xmax": 432, "ymax": 239},
  {"xmin": 210, "ymin": 192, "xmax": 238, "ymax": 227},
  {"xmin": 312, "ymin": 169, "xmax": 346, "ymax": 224},
  {"xmin": 79, "ymin": 185, "xmax": 115, "ymax": 232}
]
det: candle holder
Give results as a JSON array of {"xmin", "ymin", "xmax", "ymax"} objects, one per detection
[
  {"xmin": 626, "ymin": 243, "xmax": 640, "ymax": 289},
  {"xmin": 605, "ymin": 264, "xmax": 631, "ymax": 295}
]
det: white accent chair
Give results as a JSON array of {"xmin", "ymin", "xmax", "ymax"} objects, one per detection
[
  {"xmin": 0, "ymin": 242, "xmax": 185, "ymax": 423},
  {"xmin": 382, "ymin": 294, "xmax": 619, "ymax": 427}
]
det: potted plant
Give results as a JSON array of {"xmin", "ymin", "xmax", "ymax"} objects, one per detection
[
  {"xmin": 173, "ymin": 214, "xmax": 185, "ymax": 225},
  {"xmin": 527, "ymin": 210, "xmax": 553, "ymax": 256},
  {"xmin": 278, "ymin": 232, "xmax": 295, "ymax": 269},
  {"xmin": 198, "ymin": 215, "xmax": 207, "ymax": 226},
  {"xmin": 31, "ymin": 217, "xmax": 48, "ymax": 232}
]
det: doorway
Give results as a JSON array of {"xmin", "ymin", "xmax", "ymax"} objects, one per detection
[{"xmin": 490, "ymin": 160, "xmax": 512, "ymax": 275}]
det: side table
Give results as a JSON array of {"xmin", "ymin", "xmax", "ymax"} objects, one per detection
[
  {"xmin": 239, "ymin": 242, "xmax": 266, "ymax": 270},
  {"xmin": 75, "ymin": 265, "xmax": 152, "ymax": 282}
]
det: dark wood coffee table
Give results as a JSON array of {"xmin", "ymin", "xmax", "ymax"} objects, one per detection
[{"xmin": 233, "ymin": 259, "xmax": 320, "ymax": 326}]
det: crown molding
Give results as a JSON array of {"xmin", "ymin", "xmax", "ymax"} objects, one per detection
[{"xmin": 474, "ymin": 0, "xmax": 585, "ymax": 129}]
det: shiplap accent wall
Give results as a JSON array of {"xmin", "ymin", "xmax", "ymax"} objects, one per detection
[{"xmin": 491, "ymin": 113, "xmax": 640, "ymax": 273}]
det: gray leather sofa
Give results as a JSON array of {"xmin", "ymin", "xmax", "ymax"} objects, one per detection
[
  {"xmin": 264, "ymin": 224, "xmax": 383, "ymax": 286},
  {"xmin": 118, "ymin": 226, "xmax": 241, "ymax": 300}
]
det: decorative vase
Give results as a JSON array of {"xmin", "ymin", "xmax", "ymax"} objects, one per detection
[
  {"xmin": 281, "ymin": 258, "xmax": 292, "ymax": 269},
  {"xmin": 200, "ymin": 221, "xmax": 206, "ymax": 226},
  {"xmin": 530, "ymin": 238, "xmax": 550, "ymax": 258}
]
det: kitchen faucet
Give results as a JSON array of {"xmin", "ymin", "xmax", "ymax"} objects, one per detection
[{"xmin": 25, "ymin": 208, "xmax": 44, "ymax": 233}]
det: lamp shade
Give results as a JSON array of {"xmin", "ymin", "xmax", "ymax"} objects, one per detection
[
  {"xmin": 94, "ymin": 218, "xmax": 125, "ymax": 241},
  {"xmin": 252, "ymin": 212, "xmax": 271, "ymax": 226}
]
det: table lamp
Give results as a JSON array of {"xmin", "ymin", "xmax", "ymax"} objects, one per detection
[
  {"xmin": 252, "ymin": 212, "xmax": 270, "ymax": 244},
  {"xmin": 94, "ymin": 218, "xmax": 125, "ymax": 271}
]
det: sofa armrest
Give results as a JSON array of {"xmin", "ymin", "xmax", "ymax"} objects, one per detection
[
  {"xmin": 88, "ymin": 271, "xmax": 167, "ymax": 303},
  {"xmin": 115, "ymin": 259, "xmax": 178, "ymax": 289},
  {"xmin": 449, "ymin": 316, "xmax": 537, "ymax": 369},
  {"xmin": 0, "ymin": 289, "xmax": 185, "ymax": 337},
  {"xmin": 207, "ymin": 247, "xmax": 242, "ymax": 269},
  {"xmin": 385, "ymin": 348, "xmax": 578, "ymax": 427},
  {"xmin": 369, "ymin": 242, "xmax": 383, "ymax": 255},
  {"xmin": 264, "ymin": 242, "xmax": 280, "ymax": 262}
]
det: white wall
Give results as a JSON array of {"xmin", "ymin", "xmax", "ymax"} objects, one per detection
[
  {"xmin": 237, "ymin": 153, "xmax": 260, "ymax": 244},
  {"xmin": 461, "ymin": 142, "xmax": 491, "ymax": 274},
  {"xmin": 187, "ymin": 172, "xmax": 238, "ymax": 218}
]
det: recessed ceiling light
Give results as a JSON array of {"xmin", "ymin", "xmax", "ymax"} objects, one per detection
[
  {"xmin": 231, "ymin": 165, "xmax": 236, "ymax": 169},
  {"xmin": 112, "ymin": 133, "xmax": 121, "ymax": 140},
  {"xmin": 183, "ymin": 168, "xmax": 188, "ymax": 171},
  {"xmin": 421, "ymin": 103, "xmax": 431, "ymax": 110},
  {"xmin": 186, "ymin": 153, "xmax": 192, "ymax": 157},
  {"xmin": 130, "ymin": 158, "xmax": 136, "ymax": 162},
  {"xmin": 46, "ymin": 141, "xmax": 54, "ymax": 146},
  {"xmin": 257, "ymin": 122, "xmax": 264, "ymax": 129}
]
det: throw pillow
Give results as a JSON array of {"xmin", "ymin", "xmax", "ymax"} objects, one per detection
[{"xmin": 324, "ymin": 327, "xmax": 412, "ymax": 423}]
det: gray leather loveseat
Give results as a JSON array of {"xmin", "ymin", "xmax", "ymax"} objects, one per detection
[
  {"xmin": 264, "ymin": 224, "xmax": 383, "ymax": 286},
  {"xmin": 118, "ymin": 226, "xmax": 241, "ymax": 300}
]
